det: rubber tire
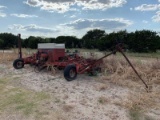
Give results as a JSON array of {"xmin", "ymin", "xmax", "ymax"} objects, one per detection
[
  {"xmin": 13, "ymin": 59, "xmax": 24, "ymax": 69},
  {"xmin": 64, "ymin": 64, "xmax": 77, "ymax": 81}
]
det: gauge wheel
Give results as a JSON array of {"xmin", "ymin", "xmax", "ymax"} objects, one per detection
[
  {"xmin": 64, "ymin": 64, "xmax": 77, "ymax": 81},
  {"xmin": 13, "ymin": 59, "xmax": 24, "ymax": 69}
]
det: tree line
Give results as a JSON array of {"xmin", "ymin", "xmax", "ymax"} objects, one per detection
[{"xmin": 0, "ymin": 29, "xmax": 160, "ymax": 53}]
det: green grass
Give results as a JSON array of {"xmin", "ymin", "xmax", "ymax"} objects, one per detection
[
  {"xmin": 129, "ymin": 109, "xmax": 142, "ymax": 120},
  {"xmin": 0, "ymin": 78, "xmax": 11, "ymax": 91},
  {"xmin": 0, "ymin": 77, "xmax": 50, "ymax": 117},
  {"xmin": 0, "ymin": 78, "xmax": 8, "ymax": 84},
  {"xmin": 125, "ymin": 51, "xmax": 160, "ymax": 58},
  {"xmin": 129, "ymin": 108, "xmax": 155, "ymax": 120},
  {"xmin": 67, "ymin": 48, "xmax": 160, "ymax": 59},
  {"xmin": 98, "ymin": 96, "xmax": 108, "ymax": 104},
  {"xmin": 16, "ymin": 102, "xmax": 36, "ymax": 115},
  {"xmin": 0, "ymin": 87, "xmax": 50, "ymax": 116},
  {"xmin": 34, "ymin": 92, "xmax": 50, "ymax": 101},
  {"xmin": 102, "ymin": 51, "xmax": 160, "ymax": 59}
]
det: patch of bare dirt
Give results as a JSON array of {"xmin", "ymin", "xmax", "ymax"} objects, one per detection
[{"xmin": 0, "ymin": 59, "xmax": 160, "ymax": 120}]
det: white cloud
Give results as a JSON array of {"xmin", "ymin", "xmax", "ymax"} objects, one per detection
[
  {"xmin": 134, "ymin": 4, "xmax": 160, "ymax": 11},
  {"xmin": 152, "ymin": 11, "xmax": 160, "ymax": 22},
  {"xmin": 7, "ymin": 18, "xmax": 133, "ymax": 38},
  {"xmin": 135, "ymin": 3, "xmax": 160, "ymax": 23},
  {"xmin": 70, "ymin": 15, "xmax": 76, "ymax": 18},
  {"xmin": 0, "ymin": 11, "xmax": 6, "ymax": 17},
  {"xmin": 11, "ymin": 14, "xmax": 38, "ymax": 18},
  {"xmin": 77, "ymin": 0, "xmax": 127, "ymax": 10},
  {"xmin": 25, "ymin": 0, "xmax": 41, "ymax": 7},
  {"xmin": 0, "ymin": 5, "xmax": 7, "ymax": 9},
  {"xmin": 24, "ymin": 0, "xmax": 127, "ymax": 13},
  {"xmin": 142, "ymin": 20, "xmax": 148, "ymax": 24},
  {"xmin": 24, "ymin": 0, "xmax": 74, "ymax": 13},
  {"xmin": 0, "ymin": 5, "xmax": 7, "ymax": 17},
  {"xmin": 56, "ymin": 18, "xmax": 133, "ymax": 38},
  {"xmin": 61, "ymin": 18, "xmax": 133, "ymax": 30},
  {"xmin": 8, "ymin": 24, "xmax": 58, "ymax": 33}
]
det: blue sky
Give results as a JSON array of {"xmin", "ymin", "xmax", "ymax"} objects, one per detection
[{"xmin": 0, "ymin": 0, "xmax": 160, "ymax": 38}]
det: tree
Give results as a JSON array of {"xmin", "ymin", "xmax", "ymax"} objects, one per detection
[
  {"xmin": 158, "ymin": 35, "xmax": 160, "ymax": 49},
  {"xmin": 56, "ymin": 36, "xmax": 80, "ymax": 48},
  {"xmin": 0, "ymin": 30, "xmax": 159, "ymax": 52},
  {"xmin": 97, "ymin": 30, "xmax": 128, "ymax": 51},
  {"xmin": 49, "ymin": 38, "xmax": 56, "ymax": 43},
  {"xmin": 128, "ymin": 30, "xmax": 159, "ymax": 52},
  {"xmin": 27, "ymin": 36, "xmax": 38, "ymax": 49},
  {"xmin": 0, "ymin": 39, "xmax": 4, "ymax": 49},
  {"xmin": 0, "ymin": 33, "xmax": 18, "ymax": 48},
  {"xmin": 82, "ymin": 29, "xmax": 106, "ymax": 49}
]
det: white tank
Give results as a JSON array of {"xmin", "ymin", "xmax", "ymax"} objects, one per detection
[{"xmin": 38, "ymin": 43, "xmax": 65, "ymax": 49}]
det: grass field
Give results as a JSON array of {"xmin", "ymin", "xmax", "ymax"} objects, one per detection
[{"xmin": 0, "ymin": 48, "xmax": 160, "ymax": 120}]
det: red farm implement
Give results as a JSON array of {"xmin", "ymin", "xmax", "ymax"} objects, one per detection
[{"xmin": 13, "ymin": 34, "xmax": 148, "ymax": 89}]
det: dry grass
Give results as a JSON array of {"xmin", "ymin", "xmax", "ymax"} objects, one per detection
[
  {"xmin": 62, "ymin": 104, "xmax": 74, "ymax": 112},
  {"xmin": 151, "ymin": 60, "xmax": 160, "ymax": 70},
  {"xmin": 95, "ymin": 83, "xmax": 108, "ymax": 91},
  {"xmin": 0, "ymin": 48, "xmax": 34, "ymax": 64},
  {"xmin": 1, "ymin": 49, "xmax": 160, "ymax": 117},
  {"xmin": 98, "ymin": 96, "xmax": 110, "ymax": 104},
  {"xmin": 101, "ymin": 56, "xmax": 160, "ymax": 112},
  {"xmin": 101, "ymin": 56, "xmax": 160, "ymax": 89},
  {"xmin": 0, "ymin": 52, "xmax": 17, "ymax": 64},
  {"xmin": 115, "ymin": 90, "xmax": 159, "ymax": 120},
  {"xmin": 124, "ymin": 91, "xmax": 160, "ymax": 111}
]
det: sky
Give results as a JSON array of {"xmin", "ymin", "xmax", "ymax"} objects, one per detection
[{"xmin": 0, "ymin": 0, "xmax": 160, "ymax": 38}]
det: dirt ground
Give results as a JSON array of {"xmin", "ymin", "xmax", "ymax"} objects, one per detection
[{"xmin": 0, "ymin": 57, "xmax": 160, "ymax": 120}]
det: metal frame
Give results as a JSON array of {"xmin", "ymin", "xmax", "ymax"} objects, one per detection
[{"xmin": 14, "ymin": 34, "xmax": 148, "ymax": 89}]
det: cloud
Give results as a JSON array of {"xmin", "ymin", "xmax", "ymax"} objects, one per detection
[
  {"xmin": 142, "ymin": 20, "xmax": 148, "ymax": 24},
  {"xmin": 8, "ymin": 24, "xmax": 58, "ymax": 33},
  {"xmin": 24, "ymin": 0, "xmax": 127, "ymax": 13},
  {"xmin": 70, "ymin": 15, "xmax": 76, "ymax": 18},
  {"xmin": 0, "ymin": 11, "xmax": 6, "ymax": 17},
  {"xmin": 130, "ymin": 8, "xmax": 133, "ymax": 11},
  {"xmin": 77, "ymin": 0, "xmax": 127, "ymax": 10},
  {"xmin": 0, "ymin": 5, "xmax": 7, "ymax": 17},
  {"xmin": 134, "ymin": 4, "xmax": 160, "ymax": 11},
  {"xmin": 134, "ymin": 3, "xmax": 160, "ymax": 23},
  {"xmin": 152, "ymin": 11, "xmax": 160, "ymax": 22},
  {"xmin": 61, "ymin": 18, "xmax": 133, "ymax": 30},
  {"xmin": 0, "ymin": 5, "xmax": 7, "ymax": 9},
  {"xmin": 10, "ymin": 14, "xmax": 38, "ymax": 18},
  {"xmin": 24, "ymin": 0, "xmax": 74, "ymax": 13}
]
